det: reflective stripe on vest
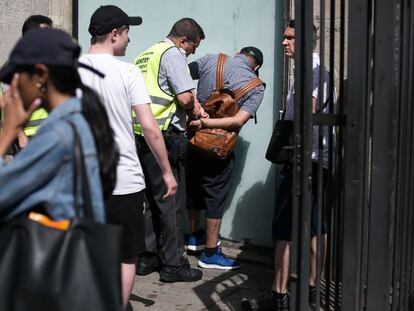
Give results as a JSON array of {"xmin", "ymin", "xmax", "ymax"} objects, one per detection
[
  {"xmin": 24, "ymin": 108, "xmax": 48, "ymax": 137},
  {"xmin": 132, "ymin": 42, "xmax": 178, "ymax": 135}
]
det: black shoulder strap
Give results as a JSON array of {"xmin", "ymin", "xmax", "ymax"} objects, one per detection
[{"xmin": 67, "ymin": 121, "xmax": 95, "ymax": 221}]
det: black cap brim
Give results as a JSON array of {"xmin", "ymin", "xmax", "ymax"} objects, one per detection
[
  {"xmin": 129, "ymin": 16, "xmax": 142, "ymax": 26},
  {"xmin": 0, "ymin": 62, "xmax": 17, "ymax": 85}
]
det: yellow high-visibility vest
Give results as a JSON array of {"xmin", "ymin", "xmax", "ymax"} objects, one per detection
[
  {"xmin": 132, "ymin": 42, "xmax": 178, "ymax": 135},
  {"xmin": 24, "ymin": 108, "xmax": 48, "ymax": 137},
  {"xmin": 0, "ymin": 85, "xmax": 3, "ymax": 130},
  {"xmin": 0, "ymin": 84, "xmax": 48, "ymax": 137}
]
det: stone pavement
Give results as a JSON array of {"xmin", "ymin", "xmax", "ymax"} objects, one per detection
[{"xmin": 128, "ymin": 242, "xmax": 273, "ymax": 311}]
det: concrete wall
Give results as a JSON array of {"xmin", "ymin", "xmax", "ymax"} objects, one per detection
[
  {"xmin": 314, "ymin": 0, "xmax": 349, "ymax": 84},
  {"xmin": 288, "ymin": 0, "xmax": 348, "ymax": 87},
  {"xmin": 0, "ymin": 0, "xmax": 72, "ymax": 65}
]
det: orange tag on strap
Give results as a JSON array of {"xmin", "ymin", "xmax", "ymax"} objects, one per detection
[{"xmin": 28, "ymin": 212, "xmax": 70, "ymax": 231}]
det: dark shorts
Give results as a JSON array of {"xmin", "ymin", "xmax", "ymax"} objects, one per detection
[
  {"xmin": 272, "ymin": 162, "xmax": 328, "ymax": 241},
  {"xmin": 186, "ymin": 148, "xmax": 235, "ymax": 219},
  {"xmin": 105, "ymin": 191, "xmax": 146, "ymax": 260}
]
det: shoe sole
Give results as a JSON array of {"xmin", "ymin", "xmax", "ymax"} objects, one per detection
[
  {"xmin": 159, "ymin": 273, "xmax": 203, "ymax": 283},
  {"xmin": 185, "ymin": 240, "xmax": 221, "ymax": 252},
  {"xmin": 136, "ymin": 268, "xmax": 157, "ymax": 276},
  {"xmin": 198, "ymin": 260, "xmax": 240, "ymax": 270},
  {"xmin": 185, "ymin": 244, "xmax": 206, "ymax": 251}
]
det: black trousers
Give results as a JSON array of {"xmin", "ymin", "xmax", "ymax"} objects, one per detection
[{"xmin": 136, "ymin": 135, "xmax": 186, "ymax": 267}]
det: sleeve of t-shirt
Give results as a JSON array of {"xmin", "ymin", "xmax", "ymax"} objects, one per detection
[
  {"xmin": 160, "ymin": 48, "xmax": 195, "ymax": 95},
  {"xmin": 239, "ymin": 84, "xmax": 265, "ymax": 117},
  {"xmin": 188, "ymin": 53, "xmax": 214, "ymax": 80},
  {"xmin": 128, "ymin": 65, "xmax": 151, "ymax": 107},
  {"xmin": 312, "ymin": 64, "xmax": 320, "ymax": 99},
  {"xmin": 0, "ymin": 129, "xmax": 65, "ymax": 214},
  {"xmin": 188, "ymin": 62, "xmax": 199, "ymax": 80}
]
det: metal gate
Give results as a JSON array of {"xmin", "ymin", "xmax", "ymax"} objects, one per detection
[{"xmin": 290, "ymin": 0, "xmax": 414, "ymax": 310}]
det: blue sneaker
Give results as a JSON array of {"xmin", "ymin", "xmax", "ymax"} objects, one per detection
[
  {"xmin": 185, "ymin": 229, "xmax": 206, "ymax": 251},
  {"xmin": 185, "ymin": 229, "xmax": 221, "ymax": 251},
  {"xmin": 198, "ymin": 248, "xmax": 240, "ymax": 270}
]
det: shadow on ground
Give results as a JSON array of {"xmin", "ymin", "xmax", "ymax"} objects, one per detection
[{"xmin": 191, "ymin": 245, "xmax": 273, "ymax": 311}]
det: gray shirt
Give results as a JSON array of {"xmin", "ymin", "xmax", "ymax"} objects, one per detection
[
  {"xmin": 190, "ymin": 53, "xmax": 265, "ymax": 116},
  {"xmin": 159, "ymin": 38, "xmax": 195, "ymax": 132},
  {"xmin": 285, "ymin": 53, "xmax": 336, "ymax": 167}
]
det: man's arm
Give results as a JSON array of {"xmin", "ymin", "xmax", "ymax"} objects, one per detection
[
  {"xmin": 176, "ymin": 90, "xmax": 194, "ymax": 110},
  {"xmin": 192, "ymin": 89, "xmax": 208, "ymax": 119},
  {"xmin": 176, "ymin": 90, "xmax": 203, "ymax": 119},
  {"xmin": 161, "ymin": 48, "xmax": 202, "ymax": 119},
  {"xmin": 188, "ymin": 110, "xmax": 252, "ymax": 132},
  {"xmin": 133, "ymin": 104, "xmax": 177, "ymax": 199},
  {"xmin": 188, "ymin": 84, "xmax": 265, "ymax": 131},
  {"xmin": 312, "ymin": 97, "xmax": 317, "ymax": 113}
]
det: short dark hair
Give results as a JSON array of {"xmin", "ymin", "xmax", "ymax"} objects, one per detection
[
  {"xmin": 167, "ymin": 18, "xmax": 205, "ymax": 42},
  {"xmin": 90, "ymin": 25, "xmax": 128, "ymax": 45},
  {"xmin": 286, "ymin": 19, "xmax": 317, "ymax": 49},
  {"xmin": 22, "ymin": 15, "xmax": 53, "ymax": 34}
]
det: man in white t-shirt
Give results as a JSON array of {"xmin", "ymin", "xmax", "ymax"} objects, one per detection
[{"xmin": 78, "ymin": 5, "xmax": 177, "ymax": 309}]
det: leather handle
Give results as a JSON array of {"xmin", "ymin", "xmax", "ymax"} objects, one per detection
[
  {"xmin": 215, "ymin": 53, "xmax": 228, "ymax": 91},
  {"xmin": 234, "ymin": 78, "xmax": 264, "ymax": 101}
]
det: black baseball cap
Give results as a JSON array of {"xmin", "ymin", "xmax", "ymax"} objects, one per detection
[
  {"xmin": 0, "ymin": 28, "xmax": 81, "ymax": 84},
  {"xmin": 240, "ymin": 46, "xmax": 263, "ymax": 75},
  {"xmin": 88, "ymin": 5, "xmax": 142, "ymax": 36}
]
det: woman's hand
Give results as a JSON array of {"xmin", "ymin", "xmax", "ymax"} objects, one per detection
[{"xmin": 2, "ymin": 74, "xmax": 40, "ymax": 136}]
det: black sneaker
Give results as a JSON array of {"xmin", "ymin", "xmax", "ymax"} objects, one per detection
[
  {"xmin": 309, "ymin": 286, "xmax": 320, "ymax": 310},
  {"xmin": 136, "ymin": 253, "xmax": 159, "ymax": 276},
  {"xmin": 241, "ymin": 290, "xmax": 289, "ymax": 311},
  {"xmin": 159, "ymin": 259, "xmax": 203, "ymax": 282}
]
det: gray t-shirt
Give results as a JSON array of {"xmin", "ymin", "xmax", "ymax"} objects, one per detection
[
  {"xmin": 159, "ymin": 38, "xmax": 195, "ymax": 132},
  {"xmin": 190, "ymin": 53, "xmax": 265, "ymax": 116}
]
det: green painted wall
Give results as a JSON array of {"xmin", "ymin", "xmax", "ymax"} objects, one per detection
[{"xmin": 77, "ymin": 0, "xmax": 285, "ymax": 247}]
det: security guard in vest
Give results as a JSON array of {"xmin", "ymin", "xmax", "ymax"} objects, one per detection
[
  {"xmin": 0, "ymin": 83, "xmax": 3, "ymax": 130},
  {"xmin": 133, "ymin": 18, "xmax": 206, "ymax": 283},
  {"xmin": 11, "ymin": 15, "xmax": 53, "ymax": 149}
]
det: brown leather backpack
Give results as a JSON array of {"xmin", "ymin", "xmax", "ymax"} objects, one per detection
[{"xmin": 189, "ymin": 53, "xmax": 264, "ymax": 159}]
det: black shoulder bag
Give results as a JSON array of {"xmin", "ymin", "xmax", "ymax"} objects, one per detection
[
  {"xmin": 265, "ymin": 96, "xmax": 330, "ymax": 164},
  {"xmin": 0, "ymin": 122, "xmax": 123, "ymax": 311}
]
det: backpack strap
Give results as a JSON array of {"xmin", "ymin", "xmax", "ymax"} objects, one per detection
[
  {"xmin": 234, "ymin": 78, "xmax": 264, "ymax": 101},
  {"xmin": 216, "ymin": 53, "xmax": 228, "ymax": 91}
]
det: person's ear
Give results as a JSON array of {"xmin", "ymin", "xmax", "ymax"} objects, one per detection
[
  {"xmin": 110, "ymin": 28, "xmax": 118, "ymax": 42},
  {"xmin": 32, "ymin": 64, "xmax": 49, "ymax": 94},
  {"xmin": 178, "ymin": 36, "xmax": 188, "ymax": 47},
  {"xmin": 33, "ymin": 64, "xmax": 49, "ymax": 87},
  {"xmin": 253, "ymin": 65, "xmax": 260, "ymax": 73}
]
